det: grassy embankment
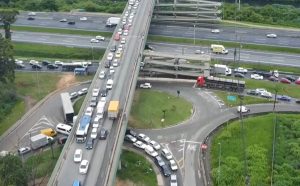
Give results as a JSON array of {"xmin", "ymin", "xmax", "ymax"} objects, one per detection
[{"xmin": 129, "ymin": 89, "xmax": 192, "ymax": 129}]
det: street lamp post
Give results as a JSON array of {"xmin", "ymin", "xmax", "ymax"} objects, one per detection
[
  {"xmin": 218, "ymin": 142, "xmax": 222, "ymax": 185},
  {"xmin": 193, "ymin": 24, "xmax": 196, "ymax": 46}
]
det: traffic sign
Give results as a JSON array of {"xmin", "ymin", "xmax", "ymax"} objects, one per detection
[
  {"xmin": 201, "ymin": 144, "xmax": 208, "ymax": 150},
  {"xmin": 227, "ymin": 95, "xmax": 237, "ymax": 102}
]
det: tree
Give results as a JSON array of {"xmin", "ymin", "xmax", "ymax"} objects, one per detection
[
  {"xmin": 0, "ymin": 9, "xmax": 19, "ymax": 39},
  {"xmin": 40, "ymin": 0, "xmax": 58, "ymax": 11},
  {"xmin": 0, "ymin": 34, "xmax": 15, "ymax": 83}
]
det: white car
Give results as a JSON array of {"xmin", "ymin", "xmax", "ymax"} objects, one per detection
[
  {"xmin": 133, "ymin": 141, "xmax": 146, "ymax": 149},
  {"xmin": 54, "ymin": 60, "xmax": 64, "ymax": 66},
  {"xmin": 125, "ymin": 134, "xmax": 137, "ymax": 143},
  {"xmin": 138, "ymin": 133, "xmax": 151, "ymax": 144},
  {"xmin": 91, "ymin": 38, "xmax": 99, "ymax": 43},
  {"xmin": 122, "ymin": 19, "xmax": 126, "ymax": 24},
  {"xmin": 29, "ymin": 60, "xmax": 39, "ymax": 65},
  {"xmin": 112, "ymin": 59, "xmax": 118, "ymax": 67},
  {"xmin": 211, "ymin": 29, "xmax": 220, "ymax": 33},
  {"xmin": 59, "ymin": 18, "xmax": 67, "ymax": 22},
  {"xmin": 140, "ymin": 83, "xmax": 152, "ymax": 89},
  {"xmin": 79, "ymin": 160, "xmax": 89, "ymax": 174},
  {"xmin": 123, "ymin": 30, "xmax": 129, "ymax": 36},
  {"xmin": 121, "ymin": 37, "xmax": 126, "ymax": 44},
  {"xmin": 85, "ymin": 107, "xmax": 93, "ymax": 116},
  {"xmin": 99, "ymin": 70, "xmax": 106, "ymax": 79},
  {"xmin": 92, "ymin": 88, "xmax": 99, "ymax": 97},
  {"xmin": 78, "ymin": 88, "xmax": 88, "ymax": 95},
  {"xmin": 107, "ymin": 52, "xmax": 114, "ymax": 61},
  {"xmin": 95, "ymin": 36, "xmax": 105, "ymax": 41},
  {"xmin": 90, "ymin": 128, "xmax": 98, "ymax": 139},
  {"xmin": 161, "ymin": 148, "xmax": 173, "ymax": 160},
  {"xmin": 256, "ymin": 88, "xmax": 267, "ymax": 95},
  {"xmin": 109, "ymin": 66, "xmax": 115, "ymax": 74},
  {"xmin": 169, "ymin": 159, "xmax": 178, "ymax": 171},
  {"xmin": 266, "ymin": 33, "xmax": 277, "ymax": 38},
  {"xmin": 144, "ymin": 145, "xmax": 158, "ymax": 157},
  {"xmin": 28, "ymin": 12, "xmax": 36, "ymax": 16},
  {"xmin": 80, "ymin": 17, "xmax": 87, "ymax": 21},
  {"xmin": 118, "ymin": 44, "xmax": 123, "ymax": 51},
  {"xmin": 170, "ymin": 174, "xmax": 178, "ymax": 186},
  {"xmin": 15, "ymin": 59, "xmax": 23, "ymax": 64},
  {"xmin": 73, "ymin": 149, "xmax": 82, "ymax": 163},
  {"xmin": 149, "ymin": 140, "xmax": 161, "ymax": 150},
  {"xmin": 18, "ymin": 147, "xmax": 31, "ymax": 155},
  {"xmin": 117, "ymin": 28, "xmax": 123, "ymax": 35},
  {"xmin": 237, "ymin": 106, "xmax": 250, "ymax": 113},
  {"xmin": 128, "ymin": 18, "xmax": 133, "ymax": 23},
  {"xmin": 250, "ymin": 74, "xmax": 263, "ymax": 80},
  {"xmin": 234, "ymin": 67, "xmax": 248, "ymax": 74},
  {"xmin": 261, "ymin": 91, "xmax": 272, "ymax": 98}
]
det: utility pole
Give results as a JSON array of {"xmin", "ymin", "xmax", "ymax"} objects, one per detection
[
  {"xmin": 271, "ymin": 89, "xmax": 278, "ymax": 186},
  {"xmin": 193, "ymin": 24, "xmax": 196, "ymax": 46},
  {"xmin": 218, "ymin": 142, "xmax": 222, "ymax": 185}
]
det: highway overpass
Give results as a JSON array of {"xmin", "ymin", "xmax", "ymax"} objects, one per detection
[{"xmin": 48, "ymin": 0, "xmax": 155, "ymax": 185}]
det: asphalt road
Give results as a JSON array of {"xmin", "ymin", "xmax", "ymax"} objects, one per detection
[
  {"xmin": 15, "ymin": 12, "xmax": 300, "ymax": 48},
  {"xmin": 9, "ymin": 31, "xmax": 300, "ymax": 67}
]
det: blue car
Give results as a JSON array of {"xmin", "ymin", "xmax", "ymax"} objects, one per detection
[{"xmin": 277, "ymin": 95, "xmax": 291, "ymax": 102}]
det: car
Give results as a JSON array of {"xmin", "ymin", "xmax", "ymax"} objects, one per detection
[
  {"xmin": 234, "ymin": 73, "xmax": 245, "ymax": 78},
  {"xmin": 29, "ymin": 59, "xmax": 39, "ymax": 65},
  {"xmin": 54, "ymin": 61, "xmax": 64, "ymax": 66},
  {"xmin": 144, "ymin": 145, "xmax": 158, "ymax": 157},
  {"xmin": 195, "ymin": 50, "xmax": 205, "ymax": 54},
  {"xmin": 112, "ymin": 59, "xmax": 118, "ymax": 67},
  {"xmin": 85, "ymin": 107, "xmax": 93, "ymax": 116},
  {"xmin": 79, "ymin": 17, "xmax": 87, "ymax": 21},
  {"xmin": 90, "ymin": 128, "xmax": 98, "ymax": 139},
  {"xmin": 115, "ymin": 50, "xmax": 122, "ymax": 58},
  {"xmin": 126, "ymin": 129, "xmax": 137, "ymax": 137},
  {"xmin": 280, "ymin": 78, "xmax": 291, "ymax": 84},
  {"xmin": 59, "ymin": 18, "xmax": 67, "ymax": 22},
  {"xmin": 85, "ymin": 138, "xmax": 94, "ymax": 150},
  {"xmin": 121, "ymin": 37, "xmax": 126, "ymax": 44},
  {"xmin": 124, "ymin": 134, "xmax": 137, "ymax": 143},
  {"xmin": 237, "ymin": 106, "xmax": 250, "ymax": 113},
  {"xmin": 91, "ymin": 38, "xmax": 99, "ymax": 43},
  {"xmin": 117, "ymin": 28, "xmax": 123, "ymax": 35},
  {"xmin": 118, "ymin": 44, "xmax": 123, "ymax": 51},
  {"xmin": 277, "ymin": 95, "xmax": 291, "ymax": 102},
  {"xmin": 254, "ymin": 71, "xmax": 272, "ymax": 78},
  {"xmin": 99, "ymin": 128, "xmax": 108, "ymax": 140},
  {"xmin": 32, "ymin": 64, "xmax": 42, "ymax": 69},
  {"xmin": 137, "ymin": 133, "xmax": 151, "ymax": 144},
  {"xmin": 99, "ymin": 70, "xmax": 106, "ymax": 79},
  {"xmin": 250, "ymin": 74, "xmax": 263, "ymax": 80},
  {"xmin": 122, "ymin": 19, "xmax": 126, "ymax": 24},
  {"xmin": 73, "ymin": 149, "xmax": 82, "ymax": 163},
  {"xmin": 247, "ymin": 89, "xmax": 260, "ymax": 96},
  {"xmin": 296, "ymin": 100, "xmax": 300, "ymax": 104},
  {"xmin": 47, "ymin": 63, "xmax": 59, "ymax": 69},
  {"xmin": 145, "ymin": 44, "xmax": 154, "ymax": 51},
  {"xmin": 70, "ymin": 92, "xmax": 78, "ymax": 99},
  {"xmin": 41, "ymin": 60, "xmax": 50, "ymax": 66},
  {"xmin": 161, "ymin": 165, "xmax": 171, "ymax": 177},
  {"xmin": 296, "ymin": 78, "xmax": 300, "ymax": 85},
  {"xmin": 58, "ymin": 136, "xmax": 68, "ymax": 145},
  {"xmin": 140, "ymin": 83, "xmax": 152, "ymax": 89},
  {"xmin": 28, "ymin": 12, "xmax": 36, "ymax": 16},
  {"xmin": 100, "ymin": 89, "xmax": 108, "ymax": 97},
  {"xmin": 133, "ymin": 141, "xmax": 146, "ymax": 149},
  {"xmin": 95, "ymin": 35, "xmax": 105, "ymax": 41},
  {"xmin": 92, "ymin": 88, "xmax": 100, "ymax": 97},
  {"xmin": 27, "ymin": 17, "xmax": 35, "ymax": 20},
  {"xmin": 110, "ymin": 45, "xmax": 117, "ymax": 52},
  {"xmin": 18, "ymin": 147, "xmax": 31, "ymax": 155},
  {"xmin": 266, "ymin": 33, "xmax": 277, "ymax": 38},
  {"xmin": 109, "ymin": 66, "xmax": 115, "ymax": 74},
  {"xmin": 261, "ymin": 91, "xmax": 272, "ymax": 98},
  {"xmin": 68, "ymin": 21, "xmax": 75, "ymax": 25},
  {"xmin": 169, "ymin": 159, "xmax": 178, "ymax": 171},
  {"xmin": 15, "ymin": 63, "xmax": 26, "ymax": 69},
  {"xmin": 149, "ymin": 140, "xmax": 161, "ymax": 150},
  {"xmin": 268, "ymin": 76, "xmax": 278, "ymax": 82},
  {"xmin": 123, "ymin": 30, "xmax": 129, "ymax": 36},
  {"xmin": 170, "ymin": 174, "xmax": 178, "ymax": 186},
  {"xmin": 78, "ymin": 88, "xmax": 88, "ymax": 95},
  {"xmin": 283, "ymin": 75, "xmax": 296, "ymax": 82},
  {"xmin": 107, "ymin": 52, "xmax": 114, "ymax": 61},
  {"xmin": 15, "ymin": 59, "xmax": 23, "ymax": 64},
  {"xmin": 155, "ymin": 155, "xmax": 166, "ymax": 167},
  {"xmin": 161, "ymin": 148, "xmax": 173, "ymax": 160},
  {"xmin": 211, "ymin": 29, "xmax": 220, "ymax": 33},
  {"xmin": 90, "ymin": 96, "xmax": 98, "ymax": 107},
  {"xmin": 79, "ymin": 160, "xmax": 89, "ymax": 174},
  {"xmin": 256, "ymin": 88, "xmax": 267, "ymax": 95}
]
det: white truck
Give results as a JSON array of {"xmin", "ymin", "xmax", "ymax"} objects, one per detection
[
  {"xmin": 30, "ymin": 134, "xmax": 51, "ymax": 150},
  {"xmin": 213, "ymin": 64, "xmax": 232, "ymax": 76},
  {"xmin": 211, "ymin": 44, "xmax": 228, "ymax": 54},
  {"xmin": 106, "ymin": 17, "xmax": 120, "ymax": 27},
  {"xmin": 97, "ymin": 101, "xmax": 106, "ymax": 119}
]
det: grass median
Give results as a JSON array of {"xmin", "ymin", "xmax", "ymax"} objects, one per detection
[{"xmin": 129, "ymin": 89, "xmax": 193, "ymax": 129}]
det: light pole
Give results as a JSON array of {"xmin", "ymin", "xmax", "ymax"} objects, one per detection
[
  {"xmin": 218, "ymin": 142, "xmax": 221, "ymax": 185},
  {"xmin": 193, "ymin": 24, "xmax": 196, "ymax": 46}
]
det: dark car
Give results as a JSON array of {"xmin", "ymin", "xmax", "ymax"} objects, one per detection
[
  {"xmin": 254, "ymin": 71, "xmax": 272, "ymax": 78},
  {"xmin": 100, "ymin": 89, "xmax": 108, "ymax": 97},
  {"xmin": 110, "ymin": 45, "xmax": 117, "ymax": 52},
  {"xmin": 85, "ymin": 138, "xmax": 94, "ymax": 150},
  {"xmin": 268, "ymin": 76, "xmax": 278, "ymax": 82},
  {"xmin": 99, "ymin": 128, "xmax": 108, "ymax": 140},
  {"xmin": 42, "ymin": 60, "xmax": 50, "ymax": 66},
  {"xmin": 32, "ymin": 64, "xmax": 42, "ymax": 69},
  {"xmin": 161, "ymin": 165, "xmax": 171, "ymax": 177},
  {"xmin": 47, "ymin": 64, "xmax": 59, "ymax": 69},
  {"xmin": 90, "ymin": 96, "xmax": 98, "ymax": 107},
  {"xmin": 15, "ymin": 63, "xmax": 26, "ymax": 69},
  {"xmin": 296, "ymin": 100, "xmax": 300, "ymax": 104},
  {"xmin": 234, "ymin": 73, "xmax": 245, "ymax": 78},
  {"xmin": 284, "ymin": 75, "xmax": 297, "ymax": 82},
  {"xmin": 58, "ymin": 136, "xmax": 68, "ymax": 145},
  {"xmin": 68, "ymin": 21, "xmax": 75, "ymax": 25},
  {"xmin": 27, "ymin": 17, "xmax": 35, "ymax": 20},
  {"xmin": 145, "ymin": 44, "xmax": 155, "ymax": 51},
  {"xmin": 155, "ymin": 155, "xmax": 166, "ymax": 168},
  {"xmin": 247, "ymin": 89, "xmax": 259, "ymax": 96},
  {"xmin": 126, "ymin": 129, "xmax": 137, "ymax": 137},
  {"xmin": 105, "ymin": 61, "xmax": 111, "ymax": 68},
  {"xmin": 277, "ymin": 95, "xmax": 291, "ymax": 102},
  {"xmin": 280, "ymin": 78, "xmax": 291, "ymax": 84}
]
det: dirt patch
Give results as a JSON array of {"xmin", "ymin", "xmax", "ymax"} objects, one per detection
[
  {"xmin": 116, "ymin": 179, "xmax": 138, "ymax": 186},
  {"xmin": 56, "ymin": 73, "xmax": 77, "ymax": 90}
]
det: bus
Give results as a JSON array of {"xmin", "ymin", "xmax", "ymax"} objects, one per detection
[
  {"xmin": 60, "ymin": 92, "xmax": 74, "ymax": 123},
  {"xmin": 62, "ymin": 62, "xmax": 86, "ymax": 71}
]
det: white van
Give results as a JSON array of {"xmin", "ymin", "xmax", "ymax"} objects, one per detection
[
  {"xmin": 56, "ymin": 123, "xmax": 72, "ymax": 135},
  {"xmin": 106, "ymin": 79, "xmax": 113, "ymax": 90}
]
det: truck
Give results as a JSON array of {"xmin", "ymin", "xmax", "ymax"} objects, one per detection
[
  {"xmin": 30, "ymin": 134, "xmax": 51, "ymax": 150},
  {"xmin": 76, "ymin": 115, "xmax": 91, "ymax": 143},
  {"xmin": 106, "ymin": 17, "xmax": 120, "ymax": 27},
  {"xmin": 211, "ymin": 44, "xmax": 228, "ymax": 54},
  {"xmin": 108, "ymin": 101, "xmax": 119, "ymax": 120},
  {"xmin": 60, "ymin": 92, "xmax": 74, "ymax": 124},
  {"xmin": 196, "ymin": 76, "xmax": 245, "ymax": 92},
  {"xmin": 213, "ymin": 64, "xmax": 232, "ymax": 76},
  {"xmin": 97, "ymin": 100, "xmax": 106, "ymax": 119}
]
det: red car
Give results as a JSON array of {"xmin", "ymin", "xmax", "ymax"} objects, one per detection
[
  {"xmin": 280, "ymin": 78, "xmax": 291, "ymax": 84},
  {"xmin": 295, "ymin": 78, "xmax": 300, "ymax": 85}
]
